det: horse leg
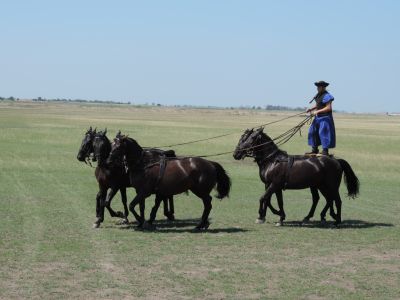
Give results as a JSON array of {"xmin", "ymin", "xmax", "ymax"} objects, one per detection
[
  {"xmin": 93, "ymin": 191, "xmax": 103, "ymax": 228},
  {"xmin": 168, "ymin": 196, "xmax": 175, "ymax": 221},
  {"xmin": 318, "ymin": 188, "xmax": 334, "ymax": 224},
  {"xmin": 256, "ymin": 195, "xmax": 267, "ymax": 223},
  {"xmin": 329, "ymin": 203, "xmax": 338, "ymax": 222},
  {"xmin": 303, "ymin": 187, "xmax": 320, "ymax": 222},
  {"xmin": 268, "ymin": 199, "xmax": 281, "ymax": 216},
  {"xmin": 257, "ymin": 184, "xmax": 269, "ymax": 223},
  {"xmin": 119, "ymin": 187, "xmax": 129, "ymax": 224},
  {"xmin": 256, "ymin": 185, "xmax": 276, "ymax": 224},
  {"xmin": 333, "ymin": 191, "xmax": 342, "ymax": 226},
  {"xmin": 139, "ymin": 197, "xmax": 149, "ymax": 229},
  {"xmin": 149, "ymin": 195, "xmax": 163, "ymax": 224},
  {"xmin": 104, "ymin": 187, "xmax": 120, "ymax": 218},
  {"xmin": 128, "ymin": 194, "xmax": 144, "ymax": 226},
  {"xmin": 162, "ymin": 196, "xmax": 175, "ymax": 221},
  {"xmin": 94, "ymin": 188, "xmax": 107, "ymax": 228},
  {"xmin": 320, "ymin": 203, "xmax": 330, "ymax": 224},
  {"xmin": 256, "ymin": 185, "xmax": 279, "ymax": 223},
  {"xmin": 275, "ymin": 189, "xmax": 286, "ymax": 226},
  {"xmin": 162, "ymin": 197, "xmax": 169, "ymax": 219},
  {"xmin": 196, "ymin": 195, "xmax": 212, "ymax": 230}
]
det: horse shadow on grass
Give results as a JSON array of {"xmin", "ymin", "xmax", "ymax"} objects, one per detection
[
  {"xmin": 282, "ymin": 219, "xmax": 394, "ymax": 229},
  {"xmin": 116, "ymin": 218, "xmax": 249, "ymax": 234}
]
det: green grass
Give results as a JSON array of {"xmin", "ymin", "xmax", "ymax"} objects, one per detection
[{"xmin": 0, "ymin": 101, "xmax": 399, "ymax": 299}]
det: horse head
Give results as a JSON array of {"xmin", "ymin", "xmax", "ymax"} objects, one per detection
[
  {"xmin": 93, "ymin": 129, "xmax": 111, "ymax": 164},
  {"xmin": 108, "ymin": 133, "xmax": 143, "ymax": 167},
  {"xmin": 77, "ymin": 126, "xmax": 96, "ymax": 162},
  {"xmin": 233, "ymin": 127, "xmax": 272, "ymax": 160}
]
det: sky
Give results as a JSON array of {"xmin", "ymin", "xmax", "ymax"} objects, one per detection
[{"xmin": 1, "ymin": 0, "xmax": 399, "ymax": 112}]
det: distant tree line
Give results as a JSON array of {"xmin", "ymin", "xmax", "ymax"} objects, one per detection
[
  {"xmin": 0, "ymin": 96, "xmax": 307, "ymax": 111},
  {"xmin": 0, "ymin": 96, "xmax": 19, "ymax": 101},
  {"xmin": 31, "ymin": 97, "xmax": 129, "ymax": 105},
  {"xmin": 238, "ymin": 104, "xmax": 307, "ymax": 111}
]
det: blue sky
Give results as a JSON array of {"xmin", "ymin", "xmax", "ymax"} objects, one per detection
[{"xmin": 1, "ymin": 1, "xmax": 399, "ymax": 112}]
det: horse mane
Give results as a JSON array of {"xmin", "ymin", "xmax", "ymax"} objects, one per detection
[
  {"xmin": 256, "ymin": 128, "xmax": 287, "ymax": 158},
  {"xmin": 119, "ymin": 135, "xmax": 142, "ymax": 148},
  {"xmin": 94, "ymin": 131, "xmax": 112, "ymax": 159},
  {"xmin": 258, "ymin": 130, "xmax": 272, "ymax": 142},
  {"xmin": 118, "ymin": 134, "xmax": 144, "ymax": 160}
]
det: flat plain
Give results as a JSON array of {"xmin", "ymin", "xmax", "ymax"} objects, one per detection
[{"xmin": 0, "ymin": 101, "xmax": 399, "ymax": 299}]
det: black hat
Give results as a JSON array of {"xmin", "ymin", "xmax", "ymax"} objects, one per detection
[{"xmin": 314, "ymin": 80, "xmax": 329, "ymax": 87}]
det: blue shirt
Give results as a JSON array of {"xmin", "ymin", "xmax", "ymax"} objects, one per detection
[{"xmin": 322, "ymin": 92, "xmax": 334, "ymax": 104}]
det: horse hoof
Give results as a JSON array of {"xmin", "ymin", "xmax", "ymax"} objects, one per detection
[
  {"xmin": 204, "ymin": 221, "xmax": 210, "ymax": 230},
  {"xmin": 116, "ymin": 211, "xmax": 125, "ymax": 218},
  {"xmin": 167, "ymin": 214, "xmax": 175, "ymax": 221},
  {"xmin": 275, "ymin": 222, "xmax": 283, "ymax": 227},
  {"xmin": 194, "ymin": 227, "xmax": 206, "ymax": 232},
  {"xmin": 320, "ymin": 219, "xmax": 327, "ymax": 225},
  {"xmin": 146, "ymin": 223, "xmax": 157, "ymax": 230},
  {"xmin": 117, "ymin": 218, "xmax": 129, "ymax": 225},
  {"xmin": 92, "ymin": 223, "xmax": 100, "ymax": 229},
  {"xmin": 194, "ymin": 222, "xmax": 209, "ymax": 231},
  {"xmin": 141, "ymin": 221, "xmax": 155, "ymax": 230},
  {"xmin": 255, "ymin": 218, "xmax": 266, "ymax": 224},
  {"xmin": 302, "ymin": 217, "xmax": 310, "ymax": 223}
]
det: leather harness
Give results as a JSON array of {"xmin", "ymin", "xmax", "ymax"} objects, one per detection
[
  {"xmin": 155, "ymin": 154, "xmax": 167, "ymax": 191},
  {"xmin": 275, "ymin": 155, "xmax": 295, "ymax": 190},
  {"xmin": 142, "ymin": 154, "xmax": 168, "ymax": 191}
]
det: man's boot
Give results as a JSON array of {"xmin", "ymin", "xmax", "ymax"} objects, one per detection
[
  {"xmin": 322, "ymin": 148, "xmax": 329, "ymax": 156},
  {"xmin": 305, "ymin": 147, "xmax": 319, "ymax": 155}
]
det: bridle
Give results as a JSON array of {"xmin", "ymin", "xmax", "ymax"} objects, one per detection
[
  {"xmin": 236, "ymin": 130, "xmax": 278, "ymax": 159},
  {"xmin": 80, "ymin": 134, "xmax": 95, "ymax": 167}
]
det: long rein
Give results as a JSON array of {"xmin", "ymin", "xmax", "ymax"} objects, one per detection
[
  {"xmin": 150, "ymin": 111, "xmax": 308, "ymax": 149},
  {"xmin": 148, "ymin": 114, "xmax": 313, "ymax": 160}
]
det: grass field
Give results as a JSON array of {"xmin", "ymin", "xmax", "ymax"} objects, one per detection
[{"xmin": 0, "ymin": 101, "xmax": 399, "ymax": 299}]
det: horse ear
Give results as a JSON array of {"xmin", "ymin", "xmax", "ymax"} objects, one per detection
[
  {"xmin": 88, "ymin": 126, "xmax": 92, "ymax": 132},
  {"xmin": 93, "ymin": 127, "xmax": 97, "ymax": 134},
  {"xmin": 103, "ymin": 128, "xmax": 107, "ymax": 136}
]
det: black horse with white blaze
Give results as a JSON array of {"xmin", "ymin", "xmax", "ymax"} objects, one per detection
[{"xmin": 233, "ymin": 127, "xmax": 359, "ymax": 226}]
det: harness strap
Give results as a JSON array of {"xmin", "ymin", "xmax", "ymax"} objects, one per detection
[
  {"xmin": 155, "ymin": 154, "xmax": 166, "ymax": 191},
  {"xmin": 275, "ymin": 155, "xmax": 295, "ymax": 190},
  {"xmin": 284, "ymin": 156, "xmax": 295, "ymax": 190}
]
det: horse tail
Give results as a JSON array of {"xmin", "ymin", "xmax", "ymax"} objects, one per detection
[
  {"xmin": 212, "ymin": 162, "xmax": 231, "ymax": 199},
  {"xmin": 338, "ymin": 159, "xmax": 360, "ymax": 199}
]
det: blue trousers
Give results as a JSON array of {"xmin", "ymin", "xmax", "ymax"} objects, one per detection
[{"xmin": 308, "ymin": 115, "xmax": 336, "ymax": 149}]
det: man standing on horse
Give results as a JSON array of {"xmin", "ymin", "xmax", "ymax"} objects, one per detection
[{"xmin": 306, "ymin": 80, "xmax": 336, "ymax": 156}]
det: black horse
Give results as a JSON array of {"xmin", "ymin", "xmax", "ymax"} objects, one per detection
[
  {"xmin": 107, "ymin": 134, "xmax": 231, "ymax": 230},
  {"xmin": 233, "ymin": 127, "xmax": 359, "ymax": 226},
  {"xmin": 235, "ymin": 128, "xmax": 336, "ymax": 224},
  {"xmin": 77, "ymin": 127, "xmax": 176, "ymax": 228}
]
